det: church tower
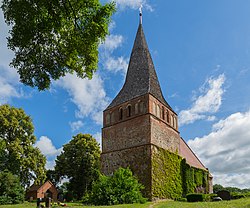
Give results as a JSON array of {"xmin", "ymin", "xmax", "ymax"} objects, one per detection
[{"xmin": 101, "ymin": 14, "xmax": 212, "ymax": 199}]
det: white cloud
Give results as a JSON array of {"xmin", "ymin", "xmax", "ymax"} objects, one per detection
[
  {"xmin": 100, "ymin": 34, "xmax": 129, "ymax": 75},
  {"xmin": 105, "ymin": 56, "xmax": 128, "ymax": 75},
  {"xmin": 188, "ymin": 110, "xmax": 250, "ymax": 188},
  {"xmin": 69, "ymin": 120, "xmax": 84, "ymax": 132},
  {"xmin": 102, "ymin": 34, "xmax": 124, "ymax": 52},
  {"xmin": 114, "ymin": 0, "xmax": 153, "ymax": 11},
  {"xmin": 35, "ymin": 136, "xmax": 62, "ymax": 157},
  {"xmin": 35, "ymin": 136, "xmax": 63, "ymax": 170},
  {"xmin": 179, "ymin": 74, "xmax": 225, "ymax": 126},
  {"xmin": 56, "ymin": 73, "xmax": 109, "ymax": 125},
  {"xmin": 0, "ymin": 67, "xmax": 23, "ymax": 104}
]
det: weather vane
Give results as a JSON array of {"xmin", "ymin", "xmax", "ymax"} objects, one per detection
[{"xmin": 139, "ymin": 4, "xmax": 143, "ymax": 24}]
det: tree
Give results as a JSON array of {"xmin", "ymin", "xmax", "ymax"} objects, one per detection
[
  {"xmin": 85, "ymin": 167, "xmax": 146, "ymax": 205},
  {"xmin": 46, "ymin": 169, "xmax": 60, "ymax": 187},
  {"xmin": 0, "ymin": 104, "xmax": 46, "ymax": 186},
  {"xmin": 1, "ymin": 0, "xmax": 115, "ymax": 90},
  {"xmin": 55, "ymin": 133, "xmax": 101, "ymax": 199},
  {"xmin": 213, "ymin": 184, "xmax": 224, "ymax": 193},
  {"xmin": 0, "ymin": 170, "xmax": 24, "ymax": 204}
]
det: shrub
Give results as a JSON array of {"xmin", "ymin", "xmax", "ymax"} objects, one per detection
[
  {"xmin": 0, "ymin": 171, "xmax": 24, "ymax": 204},
  {"xmin": 84, "ymin": 167, "xmax": 147, "ymax": 205},
  {"xmin": 186, "ymin": 193, "xmax": 205, "ymax": 202},
  {"xmin": 176, "ymin": 197, "xmax": 187, "ymax": 202},
  {"xmin": 204, "ymin": 193, "xmax": 217, "ymax": 202},
  {"xmin": 231, "ymin": 192, "xmax": 245, "ymax": 199}
]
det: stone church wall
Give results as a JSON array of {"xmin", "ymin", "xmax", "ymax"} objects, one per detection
[
  {"xmin": 102, "ymin": 114, "xmax": 151, "ymax": 153},
  {"xmin": 150, "ymin": 116, "xmax": 180, "ymax": 153},
  {"xmin": 101, "ymin": 145, "xmax": 152, "ymax": 198}
]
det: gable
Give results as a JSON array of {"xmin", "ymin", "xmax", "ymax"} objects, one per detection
[{"xmin": 27, "ymin": 180, "xmax": 58, "ymax": 194}]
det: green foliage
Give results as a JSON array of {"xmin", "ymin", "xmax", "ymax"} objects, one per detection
[
  {"xmin": 58, "ymin": 182, "xmax": 74, "ymax": 202},
  {"xmin": 181, "ymin": 161, "xmax": 209, "ymax": 196},
  {"xmin": 231, "ymin": 192, "xmax": 245, "ymax": 200},
  {"xmin": 152, "ymin": 146, "xmax": 209, "ymax": 199},
  {"xmin": 186, "ymin": 193, "xmax": 205, "ymax": 202},
  {"xmin": 1, "ymin": 0, "xmax": 116, "ymax": 90},
  {"xmin": 46, "ymin": 169, "xmax": 60, "ymax": 187},
  {"xmin": 213, "ymin": 184, "xmax": 250, "ymax": 197},
  {"xmin": 200, "ymin": 193, "xmax": 218, "ymax": 202},
  {"xmin": 176, "ymin": 197, "xmax": 187, "ymax": 202},
  {"xmin": 55, "ymin": 133, "xmax": 101, "ymax": 200},
  {"xmin": 0, "ymin": 170, "xmax": 24, "ymax": 204},
  {"xmin": 85, "ymin": 167, "xmax": 147, "ymax": 205},
  {"xmin": 213, "ymin": 184, "xmax": 224, "ymax": 193},
  {"xmin": 152, "ymin": 147, "xmax": 183, "ymax": 199},
  {"xmin": 0, "ymin": 104, "xmax": 46, "ymax": 186}
]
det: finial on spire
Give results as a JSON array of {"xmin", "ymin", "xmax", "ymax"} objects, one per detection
[{"xmin": 139, "ymin": 4, "xmax": 143, "ymax": 24}]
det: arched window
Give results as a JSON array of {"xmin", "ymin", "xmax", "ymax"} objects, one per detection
[
  {"xmin": 139, "ymin": 102, "xmax": 144, "ymax": 113},
  {"xmin": 156, "ymin": 105, "xmax": 160, "ymax": 118},
  {"xmin": 111, "ymin": 112, "xmax": 115, "ymax": 123},
  {"xmin": 162, "ymin": 106, "xmax": 165, "ymax": 120},
  {"xmin": 127, "ymin": 105, "xmax": 132, "ymax": 117},
  {"xmin": 166, "ymin": 110, "xmax": 170, "ymax": 123},
  {"xmin": 174, "ymin": 116, "xmax": 178, "ymax": 129},
  {"xmin": 171, "ymin": 114, "xmax": 174, "ymax": 126},
  {"xmin": 105, "ymin": 113, "xmax": 111, "ymax": 125},
  {"xmin": 153, "ymin": 102, "xmax": 156, "ymax": 115},
  {"xmin": 135, "ymin": 103, "xmax": 139, "ymax": 114},
  {"xmin": 119, "ymin": 108, "xmax": 123, "ymax": 120}
]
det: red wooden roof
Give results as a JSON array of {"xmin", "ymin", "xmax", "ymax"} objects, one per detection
[{"xmin": 179, "ymin": 137, "xmax": 207, "ymax": 171}]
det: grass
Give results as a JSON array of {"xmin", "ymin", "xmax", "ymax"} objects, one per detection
[
  {"xmin": 0, "ymin": 201, "xmax": 152, "ymax": 208},
  {"xmin": 155, "ymin": 197, "xmax": 250, "ymax": 208},
  {"xmin": 1, "ymin": 198, "xmax": 250, "ymax": 208}
]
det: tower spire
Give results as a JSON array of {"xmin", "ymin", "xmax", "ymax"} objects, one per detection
[
  {"xmin": 107, "ymin": 17, "xmax": 172, "ymax": 110},
  {"xmin": 139, "ymin": 5, "xmax": 143, "ymax": 24}
]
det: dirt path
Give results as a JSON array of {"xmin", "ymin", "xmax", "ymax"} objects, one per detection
[{"xmin": 149, "ymin": 199, "xmax": 170, "ymax": 208}]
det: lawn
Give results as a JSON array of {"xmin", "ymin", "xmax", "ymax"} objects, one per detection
[
  {"xmin": 0, "ymin": 202, "xmax": 152, "ymax": 208},
  {"xmin": 155, "ymin": 197, "xmax": 250, "ymax": 208},
  {"xmin": 1, "ymin": 198, "xmax": 250, "ymax": 208}
]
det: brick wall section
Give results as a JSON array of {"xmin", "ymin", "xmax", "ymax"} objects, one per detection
[
  {"xmin": 101, "ymin": 145, "xmax": 152, "ymax": 198},
  {"xmin": 102, "ymin": 114, "xmax": 151, "ymax": 152},
  {"xmin": 26, "ymin": 181, "xmax": 58, "ymax": 201},
  {"xmin": 148, "ymin": 94, "xmax": 178, "ymax": 131},
  {"xmin": 150, "ymin": 116, "xmax": 180, "ymax": 153},
  {"xmin": 37, "ymin": 181, "xmax": 58, "ymax": 201}
]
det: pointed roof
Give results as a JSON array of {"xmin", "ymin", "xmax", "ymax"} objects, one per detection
[{"xmin": 107, "ymin": 23, "xmax": 172, "ymax": 109}]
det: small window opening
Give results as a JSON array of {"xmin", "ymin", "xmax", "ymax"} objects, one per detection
[
  {"xmin": 162, "ymin": 106, "xmax": 165, "ymax": 120},
  {"xmin": 119, "ymin": 108, "xmax": 123, "ymax": 120},
  {"xmin": 127, "ymin": 105, "xmax": 132, "ymax": 117}
]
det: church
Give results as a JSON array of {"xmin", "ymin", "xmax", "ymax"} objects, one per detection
[{"xmin": 101, "ymin": 14, "xmax": 213, "ymax": 200}]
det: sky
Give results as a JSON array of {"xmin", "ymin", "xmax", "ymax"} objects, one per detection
[{"xmin": 1, "ymin": 0, "xmax": 250, "ymax": 188}]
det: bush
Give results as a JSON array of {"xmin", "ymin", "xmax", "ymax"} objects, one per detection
[
  {"xmin": 0, "ymin": 171, "xmax": 24, "ymax": 204},
  {"xmin": 231, "ymin": 192, "xmax": 245, "ymax": 199},
  {"xmin": 84, "ymin": 167, "xmax": 147, "ymax": 205},
  {"xmin": 204, "ymin": 193, "xmax": 217, "ymax": 202},
  {"xmin": 186, "ymin": 193, "xmax": 205, "ymax": 202},
  {"xmin": 176, "ymin": 197, "xmax": 187, "ymax": 202}
]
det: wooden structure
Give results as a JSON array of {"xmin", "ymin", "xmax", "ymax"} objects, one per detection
[{"xmin": 26, "ymin": 180, "xmax": 58, "ymax": 201}]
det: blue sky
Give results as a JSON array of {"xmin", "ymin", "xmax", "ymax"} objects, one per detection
[{"xmin": 1, "ymin": 0, "xmax": 250, "ymax": 188}]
